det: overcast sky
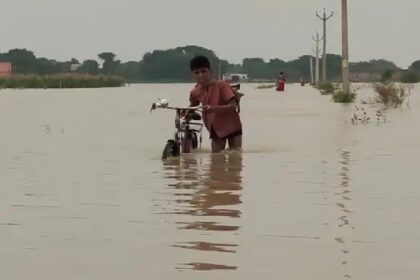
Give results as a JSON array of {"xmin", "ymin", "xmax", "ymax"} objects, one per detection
[{"xmin": 1, "ymin": 0, "xmax": 418, "ymax": 68}]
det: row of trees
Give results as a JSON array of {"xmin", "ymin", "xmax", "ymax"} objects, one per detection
[{"xmin": 1, "ymin": 46, "xmax": 419, "ymax": 82}]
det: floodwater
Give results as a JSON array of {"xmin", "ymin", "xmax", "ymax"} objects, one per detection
[{"xmin": 1, "ymin": 83, "xmax": 420, "ymax": 280}]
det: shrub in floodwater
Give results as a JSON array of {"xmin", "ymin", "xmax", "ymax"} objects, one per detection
[
  {"xmin": 333, "ymin": 91, "xmax": 356, "ymax": 103},
  {"xmin": 317, "ymin": 82, "xmax": 336, "ymax": 95},
  {"xmin": 373, "ymin": 83, "xmax": 407, "ymax": 107}
]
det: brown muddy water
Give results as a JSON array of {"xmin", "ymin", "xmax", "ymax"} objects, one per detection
[{"xmin": 1, "ymin": 83, "xmax": 420, "ymax": 279}]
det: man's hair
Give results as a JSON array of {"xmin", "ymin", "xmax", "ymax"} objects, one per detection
[{"xmin": 190, "ymin": 56, "xmax": 211, "ymax": 71}]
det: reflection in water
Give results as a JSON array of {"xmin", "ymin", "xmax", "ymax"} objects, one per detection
[
  {"xmin": 162, "ymin": 152, "xmax": 243, "ymax": 271},
  {"xmin": 335, "ymin": 150, "xmax": 354, "ymax": 278},
  {"xmin": 177, "ymin": 221, "xmax": 239, "ymax": 231},
  {"xmin": 176, "ymin": 262, "xmax": 237, "ymax": 271},
  {"xmin": 172, "ymin": 241, "xmax": 237, "ymax": 253}
]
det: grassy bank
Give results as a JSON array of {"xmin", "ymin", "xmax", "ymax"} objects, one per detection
[{"xmin": 0, "ymin": 74, "xmax": 124, "ymax": 89}]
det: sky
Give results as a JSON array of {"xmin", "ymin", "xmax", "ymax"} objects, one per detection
[{"xmin": 1, "ymin": 0, "xmax": 419, "ymax": 68}]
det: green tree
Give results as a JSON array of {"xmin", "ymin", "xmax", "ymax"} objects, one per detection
[
  {"xmin": 0, "ymin": 46, "xmax": 412, "ymax": 83},
  {"xmin": 267, "ymin": 59, "xmax": 286, "ymax": 79},
  {"xmin": 382, "ymin": 70, "xmax": 394, "ymax": 82},
  {"xmin": 98, "ymin": 52, "xmax": 119, "ymax": 75},
  {"xmin": 350, "ymin": 59, "xmax": 399, "ymax": 73},
  {"xmin": 79, "ymin": 60, "xmax": 100, "ymax": 74},
  {"xmin": 285, "ymin": 55, "xmax": 316, "ymax": 81},
  {"xmin": 400, "ymin": 71, "xmax": 418, "ymax": 83},
  {"xmin": 116, "ymin": 61, "xmax": 140, "ymax": 81},
  {"xmin": 138, "ymin": 45, "xmax": 220, "ymax": 82},
  {"xmin": 409, "ymin": 60, "xmax": 420, "ymax": 73},
  {"xmin": 325, "ymin": 54, "xmax": 342, "ymax": 81},
  {"xmin": 242, "ymin": 58, "xmax": 269, "ymax": 79},
  {"xmin": 35, "ymin": 58, "xmax": 57, "ymax": 75},
  {"xmin": 0, "ymin": 48, "xmax": 37, "ymax": 73}
]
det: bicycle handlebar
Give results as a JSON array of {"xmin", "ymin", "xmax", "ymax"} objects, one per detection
[
  {"xmin": 164, "ymin": 106, "xmax": 204, "ymax": 111},
  {"xmin": 150, "ymin": 104, "xmax": 204, "ymax": 113}
]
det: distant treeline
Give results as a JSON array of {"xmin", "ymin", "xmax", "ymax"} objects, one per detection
[
  {"xmin": 0, "ymin": 74, "xmax": 124, "ymax": 89},
  {"xmin": 1, "ymin": 46, "xmax": 419, "ymax": 83}
]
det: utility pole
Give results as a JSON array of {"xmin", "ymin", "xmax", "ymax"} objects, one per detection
[
  {"xmin": 312, "ymin": 32, "xmax": 322, "ymax": 85},
  {"xmin": 316, "ymin": 8, "xmax": 334, "ymax": 84},
  {"xmin": 309, "ymin": 54, "xmax": 314, "ymax": 85},
  {"xmin": 341, "ymin": 0, "xmax": 350, "ymax": 94}
]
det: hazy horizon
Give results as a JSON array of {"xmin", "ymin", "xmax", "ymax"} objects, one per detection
[{"xmin": 1, "ymin": 0, "xmax": 419, "ymax": 68}]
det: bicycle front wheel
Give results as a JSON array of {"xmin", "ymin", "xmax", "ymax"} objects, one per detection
[{"xmin": 162, "ymin": 140, "xmax": 179, "ymax": 159}]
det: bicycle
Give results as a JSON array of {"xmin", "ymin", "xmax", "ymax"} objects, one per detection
[{"xmin": 150, "ymin": 99, "xmax": 204, "ymax": 159}]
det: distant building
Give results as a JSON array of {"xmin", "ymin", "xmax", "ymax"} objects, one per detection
[
  {"xmin": 0, "ymin": 62, "xmax": 12, "ymax": 77},
  {"xmin": 222, "ymin": 73, "xmax": 249, "ymax": 83}
]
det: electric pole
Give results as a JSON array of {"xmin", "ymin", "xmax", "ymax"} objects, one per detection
[
  {"xmin": 309, "ymin": 54, "xmax": 314, "ymax": 85},
  {"xmin": 342, "ymin": 0, "xmax": 350, "ymax": 94},
  {"xmin": 316, "ymin": 8, "xmax": 334, "ymax": 84},
  {"xmin": 312, "ymin": 32, "xmax": 322, "ymax": 85}
]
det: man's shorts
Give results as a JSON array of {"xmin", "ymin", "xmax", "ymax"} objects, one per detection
[{"xmin": 210, "ymin": 127, "xmax": 243, "ymax": 140}]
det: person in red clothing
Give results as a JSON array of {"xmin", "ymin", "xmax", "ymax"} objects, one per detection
[
  {"xmin": 188, "ymin": 56, "xmax": 243, "ymax": 153},
  {"xmin": 276, "ymin": 71, "xmax": 285, "ymax": 91}
]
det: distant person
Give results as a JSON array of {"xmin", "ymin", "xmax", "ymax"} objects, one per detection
[
  {"xmin": 277, "ymin": 71, "xmax": 285, "ymax": 92},
  {"xmin": 300, "ymin": 77, "xmax": 305, "ymax": 86},
  {"xmin": 278, "ymin": 72, "xmax": 286, "ymax": 82},
  {"xmin": 188, "ymin": 56, "xmax": 243, "ymax": 153}
]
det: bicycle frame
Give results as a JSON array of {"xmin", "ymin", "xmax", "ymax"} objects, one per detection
[
  {"xmin": 173, "ymin": 108, "xmax": 204, "ymax": 153},
  {"xmin": 150, "ymin": 102, "xmax": 204, "ymax": 157}
]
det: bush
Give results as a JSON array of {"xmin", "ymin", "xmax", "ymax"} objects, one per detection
[
  {"xmin": 333, "ymin": 91, "xmax": 356, "ymax": 103},
  {"xmin": 317, "ymin": 82, "xmax": 335, "ymax": 95},
  {"xmin": 373, "ymin": 83, "xmax": 407, "ymax": 107}
]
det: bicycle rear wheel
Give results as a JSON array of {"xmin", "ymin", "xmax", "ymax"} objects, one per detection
[
  {"xmin": 191, "ymin": 133, "xmax": 198, "ymax": 150},
  {"xmin": 182, "ymin": 134, "xmax": 192, "ymax": 153}
]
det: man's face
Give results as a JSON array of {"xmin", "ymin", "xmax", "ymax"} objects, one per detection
[{"xmin": 192, "ymin": 67, "xmax": 212, "ymax": 85}]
